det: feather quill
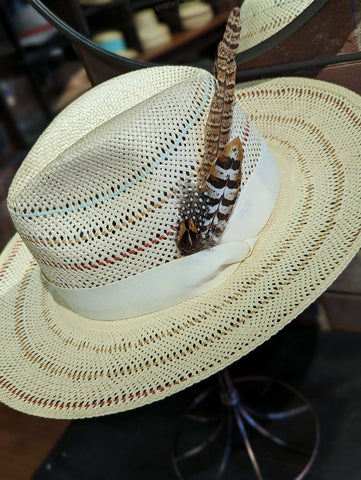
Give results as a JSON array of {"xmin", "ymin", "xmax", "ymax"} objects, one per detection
[{"xmin": 177, "ymin": 7, "xmax": 243, "ymax": 256}]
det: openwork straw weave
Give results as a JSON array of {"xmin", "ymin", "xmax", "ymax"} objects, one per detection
[
  {"xmin": 8, "ymin": 68, "xmax": 261, "ymax": 289},
  {"xmin": 237, "ymin": 0, "xmax": 314, "ymax": 53},
  {"xmin": 0, "ymin": 67, "xmax": 360, "ymax": 419}
]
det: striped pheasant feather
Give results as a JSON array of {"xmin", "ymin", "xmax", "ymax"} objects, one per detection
[
  {"xmin": 201, "ymin": 137, "xmax": 243, "ymax": 244},
  {"xmin": 198, "ymin": 6, "xmax": 241, "ymax": 183},
  {"xmin": 177, "ymin": 8, "xmax": 243, "ymax": 256},
  {"xmin": 177, "ymin": 137, "xmax": 244, "ymax": 255}
]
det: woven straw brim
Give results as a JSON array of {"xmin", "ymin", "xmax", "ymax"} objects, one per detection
[
  {"xmin": 0, "ymin": 77, "xmax": 360, "ymax": 419},
  {"xmin": 237, "ymin": 0, "xmax": 314, "ymax": 53}
]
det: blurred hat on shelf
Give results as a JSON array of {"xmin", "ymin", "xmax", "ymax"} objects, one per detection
[
  {"xmin": 92, "ymin": 30, "xmax": 126, "ymax": 54},
  {"xmin": 135, "ymin": 8, "xmax": 159, "ymax": 30},
  {"xmin": 179, "ymin": 1, "xmax": 214, "ymax": 30},
  {"xmin": 135, "ymin": 8, "xmax": 172, "ymax": 52},
  {"xmin": 138, "ymin": 23, "xmax": 171, "ymax": 52}
]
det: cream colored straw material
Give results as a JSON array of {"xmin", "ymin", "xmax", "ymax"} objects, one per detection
[
  {"xmin": 237, "ymin": 0, "xmax": 315, "ymax": 53},
  {"xmin": 0, "ymin": 66, "xmax": 360, "ymax": 419}
]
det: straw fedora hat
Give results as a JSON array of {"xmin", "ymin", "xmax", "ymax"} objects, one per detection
[
  {"xmin": 237, "ymin": 0, "xmax": 328, "ymax": 54},
  {"xmin": 0, "ymin": 63, "xmax": 360, "ymax": 419}
]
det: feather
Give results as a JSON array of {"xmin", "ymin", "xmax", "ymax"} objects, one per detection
[
  {"xmin": 177, "ymin": 8, "xmax": 243, "ymax": 256},
  {"xmin": 201, "ymin": 137, "xmax": 243, "ymax": 244},
  {"xmin": 177, "ymin": 137, "xmax": 244, "ymax": 255},
  {"xmin": 198, "ymin": 6, "xmax": 241, "ymax": 183}
]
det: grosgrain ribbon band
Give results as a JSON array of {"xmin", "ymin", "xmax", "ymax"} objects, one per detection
[
  {"xmin": 46, "ymin": 139, "xmax": 280, "ymax": 321},
  {"xmin": 48, "ymin": 239, "xmax": 254, "ymax": 320}
]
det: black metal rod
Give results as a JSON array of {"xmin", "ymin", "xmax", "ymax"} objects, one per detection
[
  {"xmin": 175, "ymin": 418, "xmax": 225, "ymax": 462},
  {"xmin": 30, "ymin": 0, "xmax": 154, "ymax": 71},
  {"xmin": 217, "ymin": 411, "xmax": 232, "ymax": 480},
  {"xmin": 233, "ymin": 403, "xmax": 264, "ymax": 480},
  {"xmin": 244, "ymin": 404, "xmax": 308, "ymax": 420},
  {"xmin": 239, "ymin": 403, "xmax": 310, "ymax": 456}
]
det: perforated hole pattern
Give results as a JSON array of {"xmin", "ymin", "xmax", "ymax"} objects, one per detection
[{"xmin": 8, "ymin": 67, "xmax": 261, "ymax": 289}]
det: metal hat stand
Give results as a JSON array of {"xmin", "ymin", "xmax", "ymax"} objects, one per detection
[{"xmin": 172, "ymin": 368, "xmax": 320, "ymax": 479}]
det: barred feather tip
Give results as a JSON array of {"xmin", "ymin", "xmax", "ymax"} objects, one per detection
[{"xmin": 177, "ymin": 7, "xmax": 243, "ymax": 257}]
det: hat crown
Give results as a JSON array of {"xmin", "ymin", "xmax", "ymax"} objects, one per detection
[{"xmin": 8, "ymin": 67, "xmax": 263, "ymax": 289}]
